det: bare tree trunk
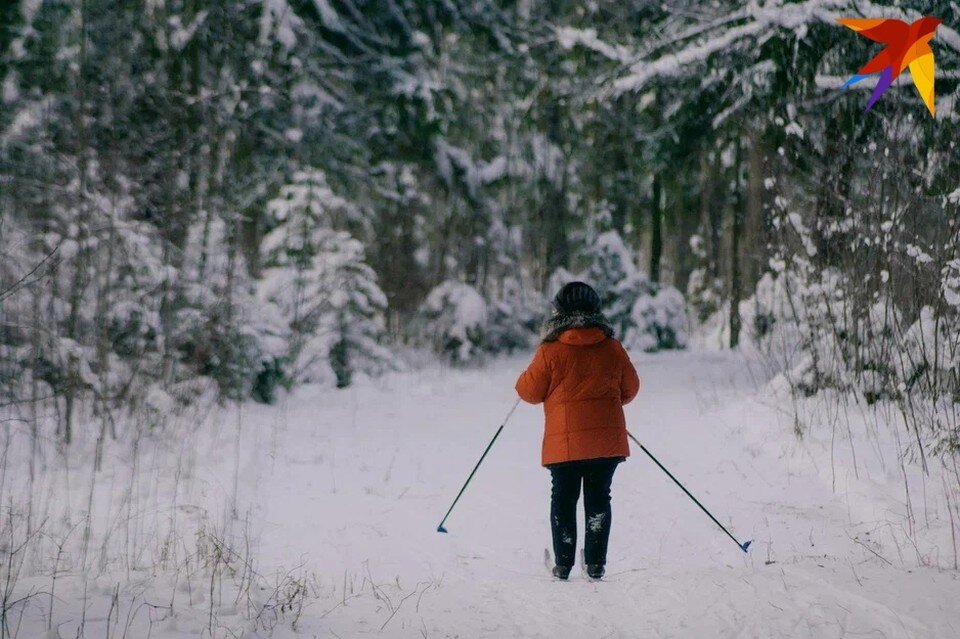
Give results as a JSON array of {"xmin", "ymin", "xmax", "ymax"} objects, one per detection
[
  {"xmin": 745, "ymin": 132, "xmax": 764, "ymax": 290},
  {"xmin": 64, "ymin": 0, "xmax": 92, "ymax": 445},
  {"xmin": 729, "ymin": 138, "xmax": 744, "ymax": 348},
  {"xmin": 650, "ymin": 173, "xmax": 663, "ymax": 284},
  {"xmin": 708, "ymin": 148, "xmax": 723, "ymax": 281},
  {"xmin": 28, "ymin": 287, "xmax": 41, "ymax": 534},
  {"xmin": 611, "ymin": 146, "xmax": 628, "ymax": 234}
]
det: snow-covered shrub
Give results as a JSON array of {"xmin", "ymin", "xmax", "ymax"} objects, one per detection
[
  {"xmin": 897, "ymin": 306, "xmax": 959, "ymax": 397},
  {"xmin": 684, "ymin": 234, "xmax": 723, "ymax": 324},
  {"xmin": 851, "ymin": 299, "xmax": 902, "ymax": 403},
  {"xmin": 0, "ymin": 208, "xmax": 199, "ymax": 416},
  {"xmin": 580, "ymin": 230, "xmax": 646, "ymax": 334},
  {"xmin": 746, "ymin": 264, "xmax": 960, "ymax": 408},
  {"xmin": 252, "ymin": 355, "xmax": 285, "ymax": 404},
  {"xmin": 687, "ymin": 267, "xmax": 724, "ymax": 325},
  {"xmin": 419, "ymin": 280, "xmax": 488, "ymax": 365},
  {"xmin": 624, "ymin": 286, "xmax": 689, "ymax": 352},
  {"xmin": 203, "ymin": 320, "xmax": 262, "ymax": 401},
  {"xmin": 484, "ymin": 277, "xmax": 546, "ymax": 354},
  {"xmin": 750, "ymin": 272, "xmax": 787, "ymax": 341},
  {"xmin": 747, "ymin": 269, "xmax": 861, "ymax": 397},
  {"xmin": 942, "ymin": 260, "xmax": 960, "ymax": 308}
]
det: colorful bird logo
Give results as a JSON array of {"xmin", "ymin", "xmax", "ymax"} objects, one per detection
[{"xmin": 838, "ymin": 17, "xmax": 942, "ymax": 116}]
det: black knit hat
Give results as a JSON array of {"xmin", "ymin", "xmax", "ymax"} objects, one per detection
[{"xmin": 553, "ymin": 281, "xmax": 601, "ymax": 313}]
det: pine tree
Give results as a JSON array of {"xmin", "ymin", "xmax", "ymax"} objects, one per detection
[
  {"xmin": 419, "ymin": 281, "xmax": 488, "ymax": 365},
  {"xmin": 319, "ymin": 232, "xmax": 393, "ymax": 388},
  {"xmin": 257, "ymin": 169, "xmax": 389, "ymax": 391}
]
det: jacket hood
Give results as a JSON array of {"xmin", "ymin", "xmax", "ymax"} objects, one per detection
[
  {"xmin": 541, "ymin": 310, "xmax": 614, "ymax": 343},
  {"xmin": 557, "ymin": 327, "xmax": 608, "ymax": 346}
]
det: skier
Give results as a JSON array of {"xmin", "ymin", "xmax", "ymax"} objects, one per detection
[{"xmin": 516, "ymin": 281, "xmax": 641, "ymax": 580}]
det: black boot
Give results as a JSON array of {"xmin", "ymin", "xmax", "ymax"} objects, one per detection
[
  {"xmin": 585, "ymin": 564, "xmax": 604, "ymax": 580},
  {"xmin": 552, "ymin": 565, "xmax": 572, "ymax": 580}
]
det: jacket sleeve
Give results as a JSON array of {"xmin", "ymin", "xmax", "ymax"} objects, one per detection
[
  {"xmin": 619, "ymin": 343, "xmax": 641, "ymax": 405},
  {"xmin": 515, "ymin": 345, "xmax": 551, "ymax": 404}
]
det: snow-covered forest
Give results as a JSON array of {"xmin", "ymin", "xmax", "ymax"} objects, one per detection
[{"xmin": 2, "ymin": 1, "xmax": 960, "ymax": 637}]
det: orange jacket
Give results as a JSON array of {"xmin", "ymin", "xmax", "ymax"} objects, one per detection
[{"xmin": 516, "ymin": 327, "xmax": 641, "ymax": 466}]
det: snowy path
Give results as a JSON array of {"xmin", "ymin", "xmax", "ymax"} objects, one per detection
[{"xmin": 243, "ymin": 350, "xmax": 960, "ymax": 638}]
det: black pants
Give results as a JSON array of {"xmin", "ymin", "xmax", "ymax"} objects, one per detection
[{"xmin": 549, "ymin": 458, "xmax": 621, "ymax": 568}]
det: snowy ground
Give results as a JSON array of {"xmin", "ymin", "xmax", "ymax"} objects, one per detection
[
  {"xmin": 252, "ymin": 349, "xmax": 960, "ymax": 638},
  {"xmin": 9, "ymin": 348, "xmax": 960, "ymax": 637}
]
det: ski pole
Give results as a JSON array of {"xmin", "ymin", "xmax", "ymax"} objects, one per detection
[
  {"xmin": 627, "ymin": 431, "xmax": 752, "ymax": 553},
  {"xmin": 436, "ymin": 398, "xmax": 521, "ymax": 533}
]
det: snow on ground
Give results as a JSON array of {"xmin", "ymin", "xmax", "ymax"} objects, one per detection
[
  {"xmin": 10, "ymin": 348, "xmax": 960, "ymax": 637},
  {"xmin": 253, "ymin": 349, "xmax": 960, "ymax": 638}
]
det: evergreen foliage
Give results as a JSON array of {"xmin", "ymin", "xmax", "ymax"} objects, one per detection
[{"xmin": 1, "ymin": 1, "xmax": 958, "ymax": 451}]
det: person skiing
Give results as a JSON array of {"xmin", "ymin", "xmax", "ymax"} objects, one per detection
[{"xmin": 515, "ymin": 281, "xmax": 641, "ymax": 580}]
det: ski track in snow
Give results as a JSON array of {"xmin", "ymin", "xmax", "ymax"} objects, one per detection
[{"xmin": 235, "ymin": 349, "xmax": 960, "ymax": 638}]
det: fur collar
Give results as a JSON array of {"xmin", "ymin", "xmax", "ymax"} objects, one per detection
[{"xmin": 541, "ymin": 310, "xmax": 614, "ymax": 343}]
